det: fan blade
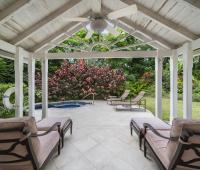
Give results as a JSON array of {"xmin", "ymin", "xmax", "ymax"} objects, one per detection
[
  {"xmin": 107, "ymin": 4, "xmax": 137, "ymax": 20},
  {"xmin": 85, "ymin": 30, "xmax": 94, "ymax": 39},
  {"xmin": 106, "ymin": 25, "xmax": 120, "ymax": 36},
  {"xmin": 61, "ymin": 17, "xmax": 89, "ymax": 22}
]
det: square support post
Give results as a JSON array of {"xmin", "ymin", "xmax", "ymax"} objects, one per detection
[
  {"xmin": 15, "ymin": 47, "xmax": 24, "ymax": 117},
  {"xmin": 155, "ymin": 56, "xmax": 163, "ymax": 119},
  {"xmin": 182, "ymin": 43, "xmax": 193, "ymax": 119},
  {"xmin": 41, "ymin": 55, "xmax": 48, "ymax": 118},
  {"xmin": 170, "ymin": 50, "xmax": 178, "ymax": 123},
  {"xmin": 28, "ymin": 54, "xmax": 35, "ymax": 116}
]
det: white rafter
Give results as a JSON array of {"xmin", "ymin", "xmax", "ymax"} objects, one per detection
[
  {"xmin": 31, "ymin": 19, "xmax": 89, "ymax": 53},
  {"xmin": 121, "ymin": 0, "xmax": 199, "ymax": 41},
  {"xmin": 0, "ymin": 0, "xmax": 31, "ymax": 24},
  {"xmin": 103, "ymin": 6, "xmax": 176, "ymax": 49},
  {"xmin": 11, "ymin": 0, "xmax": 82, "ymax": 45}
]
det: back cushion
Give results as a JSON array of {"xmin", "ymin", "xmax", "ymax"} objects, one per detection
[
  {"xmin": 2, "ymin": 116, "xmax": 38, "ymax": 134},
  {"xmin": 167, "ymin": 119, "xmax": 200, "ymax": 165},
  {"xmin": 170, "ymin": 118, "xmax": 200, "ymax": 138},
  {"xmin": 0, "ymin": 122, "xmax": 30, "ymax": 165}
]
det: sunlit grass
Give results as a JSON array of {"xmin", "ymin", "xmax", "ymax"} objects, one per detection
[{"xmin": 145, "ymin": 97, "xmax": 200, "ymax": 121}]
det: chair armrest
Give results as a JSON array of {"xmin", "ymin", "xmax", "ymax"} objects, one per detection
[
  {"xmin": 143, "ymin": 123, "xmax": 172, "ymax": 140},
  {"xmin": 31, "ymin": 122, "xmax": 61, "ymax": 137}
]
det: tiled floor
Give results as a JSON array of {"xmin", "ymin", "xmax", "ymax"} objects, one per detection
[{"xmin": 35, "ymin": 100, "xmax": 159, "ymax": 170}]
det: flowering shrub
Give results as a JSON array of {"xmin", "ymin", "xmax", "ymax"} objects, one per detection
[{"xmin": 36, "ymin": 60, "xmax": 125, "ymax": 101}]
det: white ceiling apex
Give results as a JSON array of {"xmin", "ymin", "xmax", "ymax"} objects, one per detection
[{"xmin": 90, "ymin": 0, "xmax": 102, "ymax": 13}]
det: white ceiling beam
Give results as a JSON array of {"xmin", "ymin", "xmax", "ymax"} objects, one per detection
[
  {"xmin": 11, "ymin": 0, "xmax": 82, "ymax": 45},
  {"xmin": 0, "ymin": 39, "xmax": 16, "ymax": 54},
  {"xmin": 30, "ymin": 10, "xmax": 90, "ymax": 53},
  {"xmin": 0, "ymin": 49, "xmax": 15, "ymax": 60},
  {"xmin": 103, "ymin": 6, "xmax": 176, "ymax": 49},
  {"xmin": 121, "ymin": 0, "xmax": 199, "ymax": 41},
  {"xmin": 0, "ymin": 0, "xmax": 31, "ymax": 24},
  {"xmin": 29, "ymin": 22, "xmax": 80, "ymax": 52},
  {"xmin": 119, "ymin": 18, "xmax": 177, "ymax": 49},
  {"xmin": 35, "ymin": 50, "xmax": 172, "ymax": 59}
]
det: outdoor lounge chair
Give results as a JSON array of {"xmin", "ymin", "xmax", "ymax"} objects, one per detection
[
  {"xmin": 0, "ymin": 116, "xmax": 61, "ymax": 170},
  {"xmin": 130, "ymin": 117, "xmax": 170, "ymax": 149},
  {"xmin": 36, "ymin": 116, "xmax": 73, "ymax": 147},
  {"xmin": 113, "ymin": 91, "xmax": 146, "ymax": 110},
  {"xmin": 107, "ymin": 90, "xmax": 130, "ymax": 105},
  {"xmin": 143, "ymin": 118, "xmax": 200, "ymax": 170}
]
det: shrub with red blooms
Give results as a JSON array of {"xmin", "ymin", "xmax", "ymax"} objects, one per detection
[{"xmin": 36, "ymin": 60, "xmax": 125, "ymax": 101}]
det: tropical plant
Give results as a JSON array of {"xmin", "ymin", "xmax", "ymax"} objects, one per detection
[{"xmin": 36, "ymin": 60, "xmax": 125, "ymax": 101}]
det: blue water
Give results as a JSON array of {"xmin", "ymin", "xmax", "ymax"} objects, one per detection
[{"xmin": 35, "ymin": 101, "xmax": 91, "ymax": 109}]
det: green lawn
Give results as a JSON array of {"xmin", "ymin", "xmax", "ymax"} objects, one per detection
[{"xmin": 145, "ymin": 97, "xmax": 200, "ymax": 121}]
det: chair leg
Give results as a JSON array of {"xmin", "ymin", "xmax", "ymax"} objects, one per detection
[
  {"xmin": 70, "ymin": 122, "xmax": 73, "ymax": 135},
  {"xmin": 144, "ymin": 138, "xmax": 147, "ymax": 158},
  {"xmin": 130, "ymin": 123, "xmax": 133, "ymax": 135},
  {"xmin": 58, "ymin": 140, "xmax": 61, "ymax": 155},
  {"xmin": 62, "ymin": 134, "xmax": 64, "ymax": 148},
  {"xmin": 139, "ymin": 133, "xmax": 142, "ymax": 150}
]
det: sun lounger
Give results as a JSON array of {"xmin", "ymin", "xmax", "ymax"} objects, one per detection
[
  {"xmin": 107, "ymin": 90, "xmax": 130, "ymax": 105},
  {"xmin": 143, "ymin": 118, "xmax": 200, "ymax": 170},
  {"xmin": 36, "ymin": 116, "xmax": 73, "ymax": 147},
  {"xmin": 113, "ymin": 91, "xmax": 146, "ymax": 110},
  {"xmin": 130, "ymin": 116, "xmax": 170, "ymax": 149}
]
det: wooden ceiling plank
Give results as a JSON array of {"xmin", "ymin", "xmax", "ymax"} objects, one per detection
[
  {"xmin": 121, "ymin": 0, "xmax": 199, "ymax": 41},
  {"xmin": 0, "ymin": 0, "xmax": 31, "ymax": 24},
  {"xmin": 11, "ymin": 0, "xmax": 82, "ymax": 45},
  {"xmin": 179, "ymin": 0, "xmax": 200, "ymax": 10}
]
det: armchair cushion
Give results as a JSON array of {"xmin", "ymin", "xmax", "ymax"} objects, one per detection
[
  {"xmin": 0, "ymin": 117, "xmax": 37, "ymax": 134},
  {"xmin": 170, "ymin": 118, "xmax": 200, "ymax": 139},
  {"xmin": 145, "ymin": 130, "xmax": 170, "ymax": 169},
  {"xmin": 132, "ymin": 117, "xmax": 170, "ymax": 133},
  {"xmin": 31, "ymin": 131, "xmax": 59, "ymax": 167},
  {"xmin": 37, "ymin": 117, "xmax": 71, "ymax": 131}
]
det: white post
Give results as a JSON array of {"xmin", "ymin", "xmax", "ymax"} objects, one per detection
[
  {"xmin": 170, "ymin": 50, "xmax": 178, "ymax": 123},
  {"xmin": 182, "ymin": 42, "xmax": 193, "ymax": 119},
  {"xmin": 15, "ymin": 47, "xmax": 24, "ymax": 117},
  {"xmin": 28, "ymin": 54, "xmax": 35, "ymax": 116},
  {"xmin": 42, "ymin": 55, "xmax": 48, "ymax": 118},
  {"xmin": 155, "ymin": 55, "xmax": 163, "ymax": 119}
]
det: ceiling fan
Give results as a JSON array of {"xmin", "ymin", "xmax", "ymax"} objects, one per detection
[{"xmin": 62, "ymin": 4, "xmax": 137, "ymax": 39}]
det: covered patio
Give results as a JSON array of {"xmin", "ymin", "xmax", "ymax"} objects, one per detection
[
  {"xmin": 0, "ymin": 0, "xmax": 200, "ymax": 169},
  {"xmin": 35, "ymin": 101, "xmax": 158, "ymax": 170}
]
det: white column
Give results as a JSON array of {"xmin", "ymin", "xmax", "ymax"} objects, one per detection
[
  {"xmin": 183, "ymin": 43, "xmax": 193, "ymax": 119},
  {"xmin": 15, "ymin": 47, "xmax": 24, "ymax": 117},
  {"xmin": 42, "ymin": 55, "xmax": 48, "ymax": 118},
  {"xmin": 170, "ymin": 50, "xmax": 178, "ymax": 123},
  {"xmin": 28, "ymin": 55, "xmax": 35, "ymax": 116},
  {"xmin": 155, "ymin": 56, "xmax": 163, "ymax": 119}
]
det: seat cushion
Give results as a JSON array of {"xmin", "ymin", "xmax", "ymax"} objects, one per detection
[
  {"xmin": 31, "ymin": 131, "xmax": 59, "ymax": 167},
  {"xmin": 37, "ymin": 117, "xmax": 72, "ymax": 131},
  {"xmin": 145, "ymin": 130, "xmax": 170, "ymax": 169},
  {"xmin": 131, "ymin": 117, "xmax": 171, "ymax": 133}
]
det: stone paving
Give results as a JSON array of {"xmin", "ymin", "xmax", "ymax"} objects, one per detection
[{"xmin": 34, "ymin": 100, "xmax": 159, "ymax": 170}]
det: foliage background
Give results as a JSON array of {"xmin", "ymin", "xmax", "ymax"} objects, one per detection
[{"xmin": 0, "ymin": 28, "xmax": 200, "ymax": 119}]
